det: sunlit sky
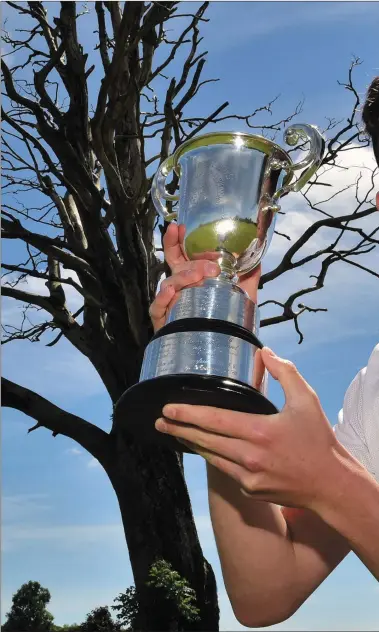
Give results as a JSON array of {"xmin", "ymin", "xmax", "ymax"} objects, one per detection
[{"xmin": 2, "ymin": 2, "xmax": 379, "ymax": 629}]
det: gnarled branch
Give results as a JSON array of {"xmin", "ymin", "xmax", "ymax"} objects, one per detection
[{"xmin": 2, "ymin": 377, "xmax": 111, "ymax": 464}]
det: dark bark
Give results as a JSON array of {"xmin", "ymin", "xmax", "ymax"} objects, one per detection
[
  {"xmin": 108, "ymin": 435, "xmax": 219, "ymax": 630},
  {"xmin": 2, "ymin": 376, "xmax": 219, "ymax": 630}
]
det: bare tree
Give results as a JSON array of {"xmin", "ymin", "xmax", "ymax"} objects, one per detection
[{"xmin": 1, "ymin": 3, "xmax": 378, "ymax": 629}]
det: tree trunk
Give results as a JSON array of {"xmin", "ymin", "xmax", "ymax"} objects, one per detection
[{"xmin": 107, "ymin": 433, "xmax": 219, "ymax": 631}]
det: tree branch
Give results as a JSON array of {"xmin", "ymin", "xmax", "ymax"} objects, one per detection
[
  {"xmin": 149, "ymin": 3, "xmax": 208, "ymax": 87},
  {"xmin": 1, "ymin": 216, "xmax": 98, "ymax": 281},
  {"xmin": 95, "ymin": 2, "xmax": 111, "ymax": 72},
  {"xmin": 2, "ymin": 284, "xmax": 92, "ymax": 356},
  {"xmin": 2, "ymin": 263, "xmax": 101, "ymax": 306},
  {"xmin": 2, "ymin": 377, "xmax": 111, "ymax": 464},
  {"xmin": 260, "ymin": 207, "xmax": 378, "ymax": 286}
]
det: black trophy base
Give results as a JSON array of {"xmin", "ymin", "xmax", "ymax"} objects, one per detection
[{"xmin": 114, "ymin": 373, "xmax": 278, "ymax": 453}]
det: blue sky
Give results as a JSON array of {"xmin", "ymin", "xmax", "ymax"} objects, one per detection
[{"xmin": 2, "ymin": 1, "xmax": 379, "ymax": 629}]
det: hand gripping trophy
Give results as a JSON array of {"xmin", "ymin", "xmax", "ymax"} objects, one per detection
[{"xmin": 115, "ymin": 125, "xmax": 325, "ymax": 452}]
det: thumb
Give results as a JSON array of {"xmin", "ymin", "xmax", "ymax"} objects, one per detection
[{"xmin": 261, "ymin": 347, "xmax": 310, "ymax": 404}]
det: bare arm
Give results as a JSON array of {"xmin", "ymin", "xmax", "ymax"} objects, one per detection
[
  {"xmin": 156, "ymin": 354, "xmax": 379, "ymax": 627},
  {"xmin": 150, "ymin": 224, "xmax": 379, "ymax": 626},
  {"xmin": 207, "ymin": 466, "xmax": 350, "ymax": 627},
  {"xmin": 208, "ymin": 442, "xmax": 379, "ymax": 626},
  {"xmin": 310, "ymin": 445, "xmax": 379, "ymax": 579}
]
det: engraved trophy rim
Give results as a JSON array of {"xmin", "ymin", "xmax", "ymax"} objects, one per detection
[{"xmin": 171, "ymin": 130, "xmax": 293, "ymax": 174}]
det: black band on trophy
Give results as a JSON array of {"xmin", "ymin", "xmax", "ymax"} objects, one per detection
[{"xmin": 151, "ymin": 317, "xmax": 264, "ymax": 349}]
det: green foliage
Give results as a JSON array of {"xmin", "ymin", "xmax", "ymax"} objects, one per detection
[
  {"xmin": 147, "ymin": 560, "xmax": 200, "ymax": 623},
  {"xmin": 80, "ymin": 606, "xmax": 121, "ymax": 632},
  {"xmin": 3, "ymin": 580, "xmax": 55, "ymax": 631},
  {"xmin": 112, "ymin": 588, "xmax": 139, "ymax": 630},
  {"xmin": 4, "ymin": 568, "xmax": 199, "ymax": 632},
  {"xmin": 113, "ymin": 559, "xmax": 200, "ymax": 630}
]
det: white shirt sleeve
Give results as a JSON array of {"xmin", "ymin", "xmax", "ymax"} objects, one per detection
[{"xmin": 334, "ymin": 344, "xmax": 379, "ymax": 482}]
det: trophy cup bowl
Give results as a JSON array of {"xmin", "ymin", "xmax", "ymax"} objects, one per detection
[{"xmin": 114, "ymin": 125, "xmax": 325, "ymax": 452}]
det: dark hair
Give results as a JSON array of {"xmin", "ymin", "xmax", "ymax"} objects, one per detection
[{"xmin": 362, "ymin": 76, "xmax": 379, "ymax": 167}]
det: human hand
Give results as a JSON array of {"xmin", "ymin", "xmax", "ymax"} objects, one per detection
[
  {"xmin": 150, "ymin": 223, "xmax": 261, "ymax": 332},
  {"xmin": 155, "ymin": 347, "xmax": 341, "ymax": 511}
]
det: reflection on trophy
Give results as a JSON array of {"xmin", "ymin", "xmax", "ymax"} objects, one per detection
[{"xmin": 115, "ymin": 126, "xmax": 325, "ymax": 452}]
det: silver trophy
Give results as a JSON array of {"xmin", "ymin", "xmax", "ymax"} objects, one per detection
[{"xmin": 115, "ymin": 126, "xmax": 324, "ymax": 452}]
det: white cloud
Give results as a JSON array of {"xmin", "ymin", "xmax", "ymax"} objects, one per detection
[
  {"xmin": 64, "ymin": 450, "xmax": 102, "ymax": 470},
  {"xmin": 66, "ymin": 447, "xmax": 82, "ymax": 456},
  {"xmin": 259, "ymin": 258, "xmax": 378, "ymax": 356},
  {"xmin": 66, "ymin": 451, "xmax": 102, "ymax": 470},
  {"xmin": 87, "ymin": 457, "xmax": 101, "ymax": 469},
  {"xmin": 268, "ymin": 145, "xmax": 378, "ymax": 258},
  {"xmin": 2, "ymin": 269, "xmax": 84, "ymax": 333},
  {"xmin": 2, "ymin": 264, "xmax": 106, "ymax": 404},
  {"xmin": 269, "ymin": 203, "xmax": 320, "ymax": 255},
  {"xmin": 256, "ymin": 145, "xmax": 379, "ymax": 348}
]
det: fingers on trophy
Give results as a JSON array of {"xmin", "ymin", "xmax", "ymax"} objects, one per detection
[{"xmin": 114, "ymin": 125, "xmax": 325, "ymax": 452}]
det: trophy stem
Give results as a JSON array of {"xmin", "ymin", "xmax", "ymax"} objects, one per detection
[{"xmin": 216, "ymin": 249, "xmax": 238, "ymax": 283}]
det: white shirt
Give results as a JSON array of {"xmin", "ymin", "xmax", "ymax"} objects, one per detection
[{"xmin": 334, "ymin": 344, "xmax": 379, "ymax": 482}]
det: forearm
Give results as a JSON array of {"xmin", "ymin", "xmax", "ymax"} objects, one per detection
[
  {"xmin": 316, "ymin": 445, "xmax": 379, "ymax": 580},
  {"xmin": 207, "ymin": 461, "xmax": 351, "ymax": 627},
  {"xmin": 207, "ymin": 464, "xmax": 299, "ymax": 626}
]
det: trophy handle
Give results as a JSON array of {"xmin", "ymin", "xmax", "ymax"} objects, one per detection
[
  {"xmin": 273, "ymin": 124, "xmax": 325, "ymax": 201},
  {"xmin": 151, "ymin": 155, "xmax": 179, "ymax": 221}
]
